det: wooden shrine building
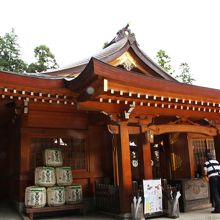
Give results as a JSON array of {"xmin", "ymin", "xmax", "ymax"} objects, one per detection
[{"xmin": 0, "ymin": 26, "xmax": 220, "ymax": 216}]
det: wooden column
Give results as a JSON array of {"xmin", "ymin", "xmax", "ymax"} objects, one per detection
[
  {"xmin": 19, "ymin": 127, "xmax": 31, "ymax": 202},
  {"xmin": 112, "ymin": 134, "xmax": 119, "ymax": 185},
  {"xmin": 140, "ymin": 126, "xmax": 152, "ymax": 179},
  {"xmin": 118, "ymin": 122, "xmax": 132, "ymax": 214},
  {"xmin": 214, "ymin": 129, "xmax": 220, "ymax": 162},
  {"xmin": 138, "ymin": 117, "xmax": 153, "ymax": 180},
  {"xmin": 187, "ymin": 134, "xmax": 196, "ymax": 178},
  {"xmin": 107, "ymin": 125, "xmax": 120, "ymax": 186}
]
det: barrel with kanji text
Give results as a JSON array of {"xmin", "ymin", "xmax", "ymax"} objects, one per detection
[
  {"xmin": 25, "ymin": 186, "xmax": 46, "ymax": 208},
  {"xmin": 65, "ymin": 185, "xmax": 83, "ymax": 204},
  {"xmin": 35, "ymin": 167, "xmax": 56, "ymax": 187},
  {"xmin": 47, "ymin": 186, "xmax": 65, "ymax": 206},
  {"xmin": 43, "ymin": 148, "xmax": 63, "ymax": 167},
  {"xmin": 56, "ymin": 167, "xmax": 72, "ymax": 186}
]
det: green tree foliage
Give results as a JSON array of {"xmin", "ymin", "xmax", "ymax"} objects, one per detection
[
  {"xmin": 176, "ymin": 63, "xmax": 195, "ymax": 85},
  {"xmin": 156, "ymin": 50, "xmax": 195, "ymax": 84},
  {"xmin": 27, "ymin": 45, "xmax": 58, "ymax": 73},
  {"xmin": 0, "ymin": 29, "xmax": 27, "ymax": 72},
  {"xmin": 0, "ymin": 29, "xmax": 59, "ymax": 73},
  {"xmin": 156, "ymin": 50, "xmax": 173, "ymax": 74}
]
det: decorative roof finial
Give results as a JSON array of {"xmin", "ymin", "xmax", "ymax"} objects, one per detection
[
  {"xmin": 103, "ymin": 23, "xmax": 135, "ymax": 49},
  {"xmin": 115, "ymin": 23, "xmax": 131, "ymax": 41}
]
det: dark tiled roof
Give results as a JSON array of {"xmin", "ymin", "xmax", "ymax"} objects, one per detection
[
  {"xmin": 44, "ymin": 36, "xmax": 129, "ymax": 77},
  {"xmin": 1, "ymin": 25, "xmax": 176, "ymax": 82},
  {"xmin": 0, "ymin": 69, "xmax": 63, "ymax": 79},
  {"xmin": 46, "ymin": 25, "xmax": 176, "ymax": 81}
]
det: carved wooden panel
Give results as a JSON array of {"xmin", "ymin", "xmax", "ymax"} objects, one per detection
[{"xmin": 184, "ymin": 179, "xmax": 209, "ymax": 201}]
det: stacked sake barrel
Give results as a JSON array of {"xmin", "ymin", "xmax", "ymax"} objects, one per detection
[
  {"xmin": 25, "ymin": 186, "xmax": 46, "ymax": 208},
  {"xmin": 25, "ymin": 148, "xmax": 83, "ymax": 208}
]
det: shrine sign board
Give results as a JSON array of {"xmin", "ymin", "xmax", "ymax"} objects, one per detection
[{"xmin": 143, "ymin": 179, "xmax": 163, "ymax": 217}]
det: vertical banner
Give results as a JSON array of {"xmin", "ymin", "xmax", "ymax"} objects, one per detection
[{"xmin": 143, "ymin": 179, "xmax": 163, "ymax": 215}]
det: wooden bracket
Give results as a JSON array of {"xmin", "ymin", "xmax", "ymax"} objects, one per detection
[{"xmin": 122, "ymin": 103, "xmax": 135, "ymax": 120}]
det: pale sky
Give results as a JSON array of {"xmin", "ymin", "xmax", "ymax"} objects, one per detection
[{"xmin": 1, "ymin": 0, "xmax": 220, "ymax": 89}]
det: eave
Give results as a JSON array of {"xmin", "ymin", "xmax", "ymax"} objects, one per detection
[
  {"xmin": 66, "ymin": 58, "xmax": 220, "ymax": 121},
  {"xmin": 0, "ymin": 71, "xmax": 77, "ymax": 106}
]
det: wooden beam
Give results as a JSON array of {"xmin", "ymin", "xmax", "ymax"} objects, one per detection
[
  {"xmin": 98, "ymin": 93, "xmax": 220, "ymax": 114},
  {"xmin": 149, "ymin": 124, "xmax": 217, "ymax": 136},
  {"xmin": 108, "ymin": 124, "xmax": 217, "ymax": 136},
  {"xmin": 132, "ymin": 106, "xmax": 220, "ymax": 121},
  {"xmin": 77, "ymin": 101, "xmax": 122, "ymax": 113},
  {"xmin": 80, "ymin": 98, "xmax": 220, "ymax": 120},
  {"xmin": 108, "ymin": 124, "xmax": 140, "ymax": 134}
]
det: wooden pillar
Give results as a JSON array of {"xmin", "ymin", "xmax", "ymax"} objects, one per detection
[
  {"xmin": 107, "ymin": 125, "xmax": 120, "ymax": 186},
  {"xmin": 112, "ymin": 134, "xmax": 119, "ymax": 185},
  {"xmin": 214, "ymin": 130, "xmax": 220, "ymax": 162},
  {"xmin": 118, "ymin": 122, "xmax": 132, "ymax": 214},
  {"xmin": 19, "ymin": 127, "xmax": 31, "ymax": 202},
  {"xmin": 142, "ymin": 142, "xmax": 152, "ymax": 179},
  {"xmin": 140, "ymin": 126, "xmax": 152, "ymax": 179},
  {"xmin": 187, "ymin": 134, "xmax": 196, "ymax": 178}
]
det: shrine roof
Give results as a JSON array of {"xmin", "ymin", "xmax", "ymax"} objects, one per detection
[
  {"xmin": 0, "ymin": 69, "xmax": 63, "ymax": 80},
  {"xmin": 67, "ymin": 58, "xmax": 220, "ymax": 101},
  {"xmin": 64, "ymin": 58, "xmax": 220, "ymax": 121},
  {"xmin": 45, "ymin": 25, "xmax": 176, "ymax": 81},
  {"xmin": 0, "ymin": 25, "xmax": 176, "ymax": 82},
  {"xmin": 44, "ymin": 36, "xmax": 128, "ymax": 78},
  {"xmin": 0, "ymin": 69, "xmax": 65, "ymax": 89}
]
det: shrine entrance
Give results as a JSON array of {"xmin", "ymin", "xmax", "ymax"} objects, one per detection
[
  {"xmin": 129, "ymin": 134, "xmax": 141, "ymax": 183},
  {"xmin": 128, "ymin": 122, "xmax": 218, "ymax": 183},
  {"xmin": 150, "ymin": 132, "xmax": 192, "ymax": 180}
]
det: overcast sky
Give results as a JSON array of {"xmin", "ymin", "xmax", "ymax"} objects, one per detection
[{"xmin": 1, "ymin": 0, "xmax": 220, "ymax": 89}]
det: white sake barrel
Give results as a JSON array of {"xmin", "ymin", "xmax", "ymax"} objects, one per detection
[
  {"xmin": 25, "ymin": 186, "xmax": 46, "ymax": 208},
  {"xmin": 56, "ymin": 167, "xmax": 72, "ymax": 186},
  {"xmin": 43, "ymin": 148, "xmax": 63, "ymax": 167},
  {"xmin": 35, "ymin": 167, "xmax": 56, "ymax": 187},
  {"xmin": 47, "ymin": 186, "xmax": 65, "ymax": 206},
  {"xmin": 65, "ymin": 185, "xmax": 83, "ymax": 204}
]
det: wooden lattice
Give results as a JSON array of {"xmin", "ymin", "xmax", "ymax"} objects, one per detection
[
  {"xmin": 192, "ymin": 138, "xmax": 215, "ymax": 167},
  {"xmin": 30, "ymin": 137, "xmax": 86, "ymax": 171}
]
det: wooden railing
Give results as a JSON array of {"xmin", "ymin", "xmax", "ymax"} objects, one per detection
[{"xmin": 95, "ymin": 183, "xmax": 120, "ymax": 214}]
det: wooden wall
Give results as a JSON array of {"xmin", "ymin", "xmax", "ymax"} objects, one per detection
[
  {"xmin": 157, "ymin": 134, "xmax": 172, "ymax": 180},
  {"xmin": 0, "ymin": 129, "xmax": 8, "ymax": 198},
  {"xmin": 158, "ymin": 133, "xmax": 191, "ymax": 180},
  {"xmin": 18, "ymin": 103, "xmax": 113, "ymax": 203},
  {"xmin": 0, "ymin": 121, "xmax": 20, "ymax": 201},
  {"xmin": 171, "ymin": 133, "xmax": 191, "ymax": 179}
]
